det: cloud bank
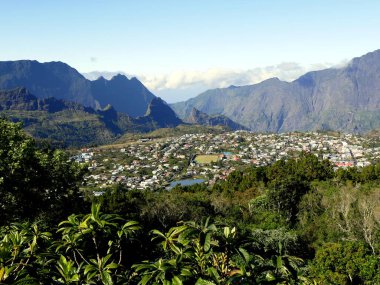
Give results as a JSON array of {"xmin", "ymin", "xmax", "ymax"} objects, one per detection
[{"xmin": 83, "ymin": 61, "xmax": 347, "ymax": 103}]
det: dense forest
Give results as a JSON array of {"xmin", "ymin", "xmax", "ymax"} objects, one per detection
[{"xmin": 0, "ymin": 118, "xmax": 380, "ymax": 284}]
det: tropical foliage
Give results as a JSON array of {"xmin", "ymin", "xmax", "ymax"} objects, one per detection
[{"xmin": 1, "ymin": 119, "xmax": 380, "ymax": 284}]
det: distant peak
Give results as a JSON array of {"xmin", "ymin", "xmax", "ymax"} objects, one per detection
[
  {"xmin": 111, "ymin": 73, "xmax": 129, "ymax": 81},
  {"xmin": 359, "ymin": 49, "xmax": 380, "ymax": 58},
  {"xmin": 44, "ymin": 61, "xmax": 74, "ymax": 69},
  {"xmin": 47, "ymin": 60, "xmax": 67, "ymax": 65},
  {"xmin": 130, "ymin": 77, "xmax": 144, "ymax": 86},
  {"xmin": 142, "ymin": 96, "xmax": 182, "ymax": 127},
  {"xmin": 264, "ymin": 77, "xmax": 280, "ymax": 82},
  {"xmin": 349, "ymin": 48, "xmax": 380, "ymax": 66},
  {"xmin": 150, "ymin": 97, "xmax": 165, "ymax": 104}
]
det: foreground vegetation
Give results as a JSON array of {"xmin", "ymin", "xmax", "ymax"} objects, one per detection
[{"xmin": 1, "ymin": 118, "xmax": 380, "ymax": 284}]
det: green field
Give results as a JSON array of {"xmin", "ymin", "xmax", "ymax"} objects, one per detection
[{"xmin": 194, "ymin": 154, "xmax": 220, "ymax": 164}]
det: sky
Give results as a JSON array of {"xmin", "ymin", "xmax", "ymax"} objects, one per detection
[{"xmin": 1, "ymin": 0, "xmax": 380, "ymax": 102}]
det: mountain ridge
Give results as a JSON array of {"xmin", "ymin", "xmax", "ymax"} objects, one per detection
[
  {"xmin": 171, "ymin": 49, "xmax": 380, "ymax": 133},
  {"xmin": 0, "ymin": 60, "xmax": 156, "ymax": 117}
]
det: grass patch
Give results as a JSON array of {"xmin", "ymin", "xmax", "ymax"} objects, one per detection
[{"xmin": 194, "ymin": 154, "xmax": 220, "ymax": 164}]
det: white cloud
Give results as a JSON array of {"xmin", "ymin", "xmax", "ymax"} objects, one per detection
[
  {"xmin": 82, "ymin": 61, "xmax": 339, "ymax": 103},
  {"xmin": 140, "ymin": 62, "xmax": 334, "ymax": 91},
  {"xmin": 141, "ymin": 62, "xmax": 337, "ymax": 102}
]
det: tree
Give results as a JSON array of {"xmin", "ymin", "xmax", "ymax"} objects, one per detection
[
  {"xmin": 267, "ymin": 177, "xmax": 310, "ymax": 224},
  {"xmin": 0, "ymin": 119, "xmax": 87, "ymax": 224},
  {"xmin": 0, "ymin": 222, "xmax": 52, "ymax": 284},
  {"xmin": 357, "ymin": 190, "xmax": 380, "ymax": 255},
  {"xmin": 311, "ymin": 242, "xmax": 380, "ymax": 284},
  {"xmin": 266, "ymin": 153, "xmax": 333, "ymax": 183}
]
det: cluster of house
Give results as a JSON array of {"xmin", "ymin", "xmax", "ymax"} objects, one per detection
[{"xmin": 73, "ymin": 131, "xmax": 378, "ymax": 191}]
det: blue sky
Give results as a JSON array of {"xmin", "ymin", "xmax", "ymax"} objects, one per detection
[{"xmin": 1, "ymin": 0, "xmax": 380, "ymax": 102}]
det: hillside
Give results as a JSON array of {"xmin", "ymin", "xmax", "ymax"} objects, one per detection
[
  {"xmin": 0, "ymin": 87, "xmax": 182, "ymax": 146},
  {"xmin": 186, "ymin": 107, "xmax": 248, "ymax": 130},
  {"xmin": 171, "ymin": 49, "xmax": 380, "ymax": 133}
]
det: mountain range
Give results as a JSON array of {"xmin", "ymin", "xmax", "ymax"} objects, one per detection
[
  {"xmin": 0, "ymin": 60, "xmax": 247, "ymax": 146},
  {"xmin": 0, "ymin": 60, "xmax": 155, "ymax": 117},
  {"xmin": 171, "ymin": 49, "xmax": 380, "ymax": 133},
  {"xmin": 2, "ymin": 49, "xmax": 380, "ymax": 145}
]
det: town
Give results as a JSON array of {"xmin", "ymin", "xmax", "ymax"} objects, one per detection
[{"xmin": 72, "ymin": 130, "xmax": 380, "ymax": 193}]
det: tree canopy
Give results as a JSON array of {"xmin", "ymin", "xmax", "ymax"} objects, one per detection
[{"xmin": 0, "ymin": 118, "xmax": 86, "ymax": 224}]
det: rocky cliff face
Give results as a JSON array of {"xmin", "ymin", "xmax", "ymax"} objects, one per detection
[
  {"xmin": 171, "ymin": 50, "xmax": 380, "ymax": 133},
  {"xmin": 137, "ymin": 97, "xmax": 183, "ymax": 128},
  {"xmin": 91, "ymin": 75, "xmax": 155, "ymax": 117}
]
